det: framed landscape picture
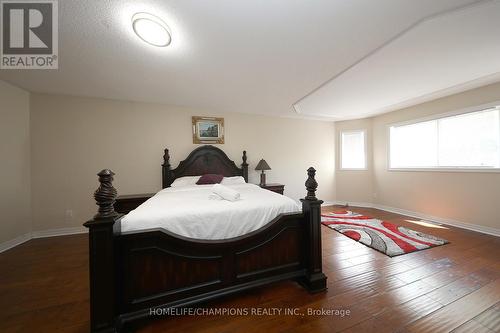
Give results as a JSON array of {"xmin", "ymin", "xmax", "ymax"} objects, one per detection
[{"xmin": 192, "ymin": 116, "xmax": 225, "ymax": 144}]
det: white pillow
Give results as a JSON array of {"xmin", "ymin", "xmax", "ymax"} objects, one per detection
[
  {"xmin": 220, "ymin": 176, "xmax": 246, "ymax": 185},
  {"xmin": 170, "ymin": 176, "xmax": 201, "ymax": 187}
]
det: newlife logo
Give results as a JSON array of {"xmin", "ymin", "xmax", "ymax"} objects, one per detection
[{"xmin": 1, "ymin": 0, "xmax": 58, "ymax": 69}]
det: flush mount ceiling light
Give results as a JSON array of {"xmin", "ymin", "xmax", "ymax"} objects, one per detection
[{"xmin": 132, "ymin": 12, "xmax": 171, "ymax": 47}]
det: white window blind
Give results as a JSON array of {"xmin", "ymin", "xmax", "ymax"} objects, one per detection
[
  {"xmin": 341, "ymin": 130, "xmax": 366, "ymax": 169},
  {"xmin": 390, "ymin": 107, "xmax": 500, "ymax": 169}
]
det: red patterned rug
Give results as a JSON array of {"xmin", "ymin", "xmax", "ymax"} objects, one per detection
[{"xmin": 321, "ymin": 210, "xmax": 449, "ymax": 257}]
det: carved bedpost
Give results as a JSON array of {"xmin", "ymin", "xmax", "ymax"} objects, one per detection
[
  {"xmin": 162, "ymin": 148, "xmax": 172, "ymax": 188},
  {"xmin": 241, "ymin": 150, "xmax": 249, "ymax": 182},
  {"xmin": 93, "ymin": 170, "xmax": 118, "ymax": 219},
  {"xmin": 83, "ymin": 169, "xmax": 120, "ymax": 333},
  {"xmin": 300, "ymin": 167, "xmax": 327, "ymax": 293}
]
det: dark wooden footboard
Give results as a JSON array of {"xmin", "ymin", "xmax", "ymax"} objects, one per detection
[{"xmin": 84, "ymin": 168, "xmax": 326, "ymax": 333}]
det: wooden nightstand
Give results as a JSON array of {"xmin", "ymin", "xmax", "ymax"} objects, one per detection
[
  {"xmin": 259, "ymin": 183, "xmax": 285, "ymax": 195},
  {"xmin": 115, "ymin": 193, "xmax": 155, "ymax": 214}
]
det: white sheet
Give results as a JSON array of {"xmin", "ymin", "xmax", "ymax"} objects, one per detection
[{"xmin": 121, "ymin": 183, "xmax": 301, "ymax": 240}]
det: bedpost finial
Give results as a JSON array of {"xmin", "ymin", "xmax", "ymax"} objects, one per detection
[
  {"xmin": 305, "ymin": 167, "xmax": 318, "ymax": 200},
  {"xmin": 242, "ymin": 150, "xmax": 248, "ymax": 165},
  {"xmin": 241, "ymin": 150, "xmax": 249, "ymax": 182},
  {"xmin": 163, "ymin": 148, "xmax": 171, "ymax": 167},
  {"xmin": 94, "ymin": 169, "xmax": 118, "ymax": 219}
]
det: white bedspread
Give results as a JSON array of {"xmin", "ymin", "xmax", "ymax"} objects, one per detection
[{"xmin": 121, "ymin": 183, "xmax": 301, "ymax": 240}]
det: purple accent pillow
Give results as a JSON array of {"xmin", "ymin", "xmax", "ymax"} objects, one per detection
[{"xmin": 196, "ymin": 174, "xmax": 224, "ymax": 185}]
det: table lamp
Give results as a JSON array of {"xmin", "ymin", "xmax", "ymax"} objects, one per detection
[{"xmin": 255, "ymin": 159, "xmax": 271, "ymax": 186}]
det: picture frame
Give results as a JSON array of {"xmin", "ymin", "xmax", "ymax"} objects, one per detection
[{"xmin": 192, "ymin": 116, "xmax": 225, "ymax": 144}]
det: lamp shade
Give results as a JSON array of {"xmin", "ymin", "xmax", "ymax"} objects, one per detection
[{"xmin": 255, "ymin": 159, "xmax": 271, "ymax": 171}]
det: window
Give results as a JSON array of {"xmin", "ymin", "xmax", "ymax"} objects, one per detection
[
  {"xmin": 389, "ymin": 106, "xmax": 500, "ymax": 170},
  {"xmin": 341, "ymin": 130, "xmax": 366, "ymax": 169}
]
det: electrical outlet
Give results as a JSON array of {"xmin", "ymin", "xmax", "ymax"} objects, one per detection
[{"xmin": 65, "ymin": 209, "xmax": 73, "ymax": 223}]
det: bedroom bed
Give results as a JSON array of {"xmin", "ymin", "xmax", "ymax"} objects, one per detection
[{"xmin": 84, "ymin": 145, "xmax": 327, "ymax": 332}]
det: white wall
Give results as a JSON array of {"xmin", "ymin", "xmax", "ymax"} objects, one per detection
[
  {"xmin": 29, "ymin": 93, "xmax": 336, "ymax": 232},
  {"xmin": 372, "ymin": 82, "xmax": 500, "ymax": 231},
  {"xmin": 335, "ymin": 81, "xmax": 500, "ymax": 232},
  {"xmin": 0, "ymin": 80, "xmax": 31, "ymax": 245},
  {"xmin": 5, "ymin": 80, "xmax": 500, "ymax": 243}
]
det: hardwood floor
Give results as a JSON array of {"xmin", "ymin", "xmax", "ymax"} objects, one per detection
[{"xmin": 0, "ymin": 206, "xmax": 499, "ymax": 333}]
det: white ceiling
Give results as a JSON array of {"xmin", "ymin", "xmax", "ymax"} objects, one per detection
[
  {"xmin": 295, "ymin": 0, "xmax": 500, "ymax": 120},
  {"xmin": 1, "ymin": 0, "xmax": 495, "ymax": 120}
]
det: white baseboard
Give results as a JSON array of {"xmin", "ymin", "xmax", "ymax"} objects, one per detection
[
  {"xmin": 330, "ymin": 201, "xmax": 374, "ymax": 208},
  {"xmin": 0, "ymin": 233, "xmax": 32, "ymax": 253},
  {"xmin": 374, "ymin": 204, "xmax": 500, "ymax": 237},
  {"xmin": 331, "ymin": 200, "xmax": 500, "ymax": 237},
  {"xmin": 31, "ymin": 226, "xmax": 87, "ymax": 239},
  {"xmin": 0, "ymin": 227, "xmax": 88, "ymax": 254}
]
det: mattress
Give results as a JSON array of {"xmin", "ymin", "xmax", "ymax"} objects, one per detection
[{"xmin": 120, "ymin": 183, "xmax": 301, "ymax": 240}]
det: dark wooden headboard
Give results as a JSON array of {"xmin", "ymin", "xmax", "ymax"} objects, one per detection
[{"xmin": 162, "ymin": 145, "xmax": 249, "ymax": 188}]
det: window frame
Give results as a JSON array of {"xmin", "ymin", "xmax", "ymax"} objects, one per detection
[
  {"xmin": 340, "ymin": 129, "xmax": 368, "ymax": 171},
  {"xmin": 387, "ymin": 101, "xmax": 500, "ymax": 173}
]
